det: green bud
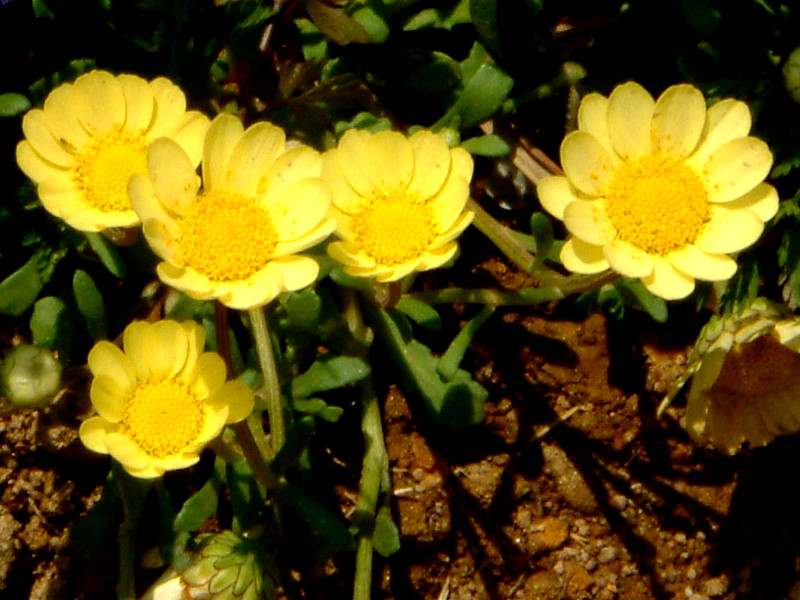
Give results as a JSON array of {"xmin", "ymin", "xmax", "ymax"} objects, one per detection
[
  {"xmin": 1, "ymin": 344, "xmax": 62, "ymax": 408},
  {"xmin": 180, "ymin": 530, "xmax": 277, "ymax": 600}
]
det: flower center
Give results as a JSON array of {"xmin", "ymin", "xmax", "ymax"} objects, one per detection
[
  {"xmin": 123, "ymin": 380, "xmax": 204, "ymax": 459},
  {"xmin": 179, "ymin": 191, "xmax": 279, "ymax": 282},
  {"xmin": 352, "ymin": 195, "xmax": 437, "ymax": 267},
  {"xmin": 72, "ymin": 128, "xmax": 147, "ymax": 213},
  {"xmin": 604, "ymin": 155, "xmax": 709, "ymax": 255}
]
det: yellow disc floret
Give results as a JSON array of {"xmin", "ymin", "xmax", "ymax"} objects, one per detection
[
  {"xmin": 72, "ymin": 128, "xmax": 148, "ymax": 212},
  {"xmin": 605, "ymin": 155, "xmax": 709, "ymax": 255},
  {"xmin": 352, "ymin": 195, "xmax": 437, "ymax": 267},
  {"xmin": 123, "ymin": 380, "xmax": 204, "ymax": 459},
  {"xmin": 180, "ymin": 191, "xmax": 279, "ymax": 282}
]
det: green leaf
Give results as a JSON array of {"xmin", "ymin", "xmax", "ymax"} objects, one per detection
[
  {"xmin": 373, "ymin": 506, "xmax": 401, "ymax": 557},
  {"xmin": 460, "ymin": 134, "xmax": 510, "ymax": 156},
  {"xmin": 32, "ymin": 0, "xmax": 56, "ymax": 19},
  {"xmin": 402, "ymin": 0, "xmax": 470, "ymax": 31},
  {"xmin": 437, "ymin": 306, "xmax": 494, "ymax": 382},
  {"xmin": 293, "ymin": 398, "xmax": 345, "ymax": 422},
  {"xmin": 73, "ymin": 270, "xmax": 107, "ymax": 342},
  {"xmin": 305, "ymin": 0, "xmax": 372, "ymax": 45},
  {"xmin": 85, "ymin": 232, "xmax": 127, "ymax": 278},
  {"xmin": 0, "ymin": 258, "xmax": 43, "ymax": 317},
  {"xmin": 277, "ymin": 482, "xmax": 354, "ymax": 551},
  {"xmin": 270, "ymin": 416, "xmax": 316, "ymax": 477},
  {"xmin": 613, "ymin": 280, "xmax": 668, "ymax": 323},
  {"xmin": 351, "ymin": 4, "xmax": 390, "ymax": 43},
  {"xmin": 0, "ymin": 93, "xmax": 31, "ymax": 118},
  {"xmin": 529, "ymin": 212, "xmax": 555, "ymax": 264},
  {"xmin": 282, "ymin": 288, "xmax": 322, "ymax": 331},
  {"xmin": 173, "ymin": 478, "xmax": 219, "ymax": 533},
  {"xmin": 394, "ymin": 296, "xmax": 442, "ymax": 330},
  {"xmin": 30, "ymin": 296, "xmax": 71, "ymax": 351},
  {"xmin": 291, "ymin": 355, "xmax": 371, "ymax": 399}
]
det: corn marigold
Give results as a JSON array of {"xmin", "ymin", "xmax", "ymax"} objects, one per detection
[
  {"xmin": 537, "ymin": 82, "xmax": 778, "ymax": 300},
  {"xmin": 322, "ymin": 128, "xmax": 474, "ymax": 282},
  {"xmin": 16, "ymin": 69, "xmax": 209, "ymax": 232},
  {"xmin": 79, "ymin": 320, "xmax": 254, "ymax": 478},
  {"xmin": 129, "ymin": 114, "xmax": 335, "ymax": 309}
]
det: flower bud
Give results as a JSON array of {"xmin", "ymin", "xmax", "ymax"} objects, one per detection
[
  {"xmin": 0, "ymin": 344, "xmax": 62, "ymax": 408},
  {"xmin": 664, "ymin": 298, "xmax": 800, "ymax": 453}
]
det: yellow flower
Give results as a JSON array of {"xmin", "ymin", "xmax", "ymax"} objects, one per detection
[
  {"xmin": 79, "ymin": 320, "xmax": 254, "ymax": 478},
  {"xmin": 322, "ymin": 128, "xmax": 474, "ymax": 282},
  {"xmin": 16, "ymin": 70, "xmax": 209, "ymax": 232},
  {"xmin": 129, "ymin": 114, "xmax": 335, "ymax": 309},
  {"xmin": 664, "ymin": 299, "xmax": 800, "ymax": 454},
  {"xmin": 537, "ymin": 82, "xmax": 778, "ymax": 300}
]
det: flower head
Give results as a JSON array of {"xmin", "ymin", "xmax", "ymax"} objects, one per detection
[
  {"xmin": 130, "ymin": 114, "xmax": 335, "ymax": 309},
  {"xmin": 16, "ymin": 70, "xmax": 209, "ymax": 232},
  {"xmin": 322, "ymin": 128, "xmax": 474, "ymax": 282},
  {"xmin": 79, "ymin": 320, "xmax": 254, "ymax": 478},
  {"xmin": 665, "ymin": 298, "xmax": 800, "ymax": 453},
  {"xmin": 537, "ymin": 82, "xmax": 778, "ymax": 300}
]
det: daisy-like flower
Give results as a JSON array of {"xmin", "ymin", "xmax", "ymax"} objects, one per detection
[
  {"xmin": 79, "ymin": 320, "xmax": 254, "ymax": 478},
  {"xmin": 537, "ymin": 82, "xmax": 778, "ymax": 300},
  {"xmin": 322, "ymin": 128, "xmax": 474, "ymax": 282},
  {"xmin": 129, "ymin": 114, "xmax": 335, "ymax": 310},
  {"xmin": 16, "ymin": 69, "xmax": 209, "ymax": 232},
  {"xmin": 664, "ymin": 298, "xmax": 800, "ymax": 454}
]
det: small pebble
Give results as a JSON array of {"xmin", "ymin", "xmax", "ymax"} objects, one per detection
[{"xmin": 597, "ymin": 547, "xmax": 618, "ymax": 564}]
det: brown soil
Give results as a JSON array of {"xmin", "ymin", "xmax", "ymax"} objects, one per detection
[{"xmin": 4, "ymin": 254, "xmax": 800, "ymax": 600}]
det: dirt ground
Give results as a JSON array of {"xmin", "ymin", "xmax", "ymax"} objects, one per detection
[{"xmin": 3, "ymin": 235, "xmax": 800, "ymax": 600}]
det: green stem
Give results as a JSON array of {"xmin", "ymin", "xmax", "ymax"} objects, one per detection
[
  {"xmin": 115, "ymin": 469, "xmax": 150, "ymax": 600},
  {"xmin": 467, "ymin": 198, "xmax": 620, "ymax": 295},
  {"xmin": 213, "ymin": 303, "xmax": 278, "ymax": 491},
  {"xmin": 248, "ymin": 306, "xmax": 286, "ymax": 453}
]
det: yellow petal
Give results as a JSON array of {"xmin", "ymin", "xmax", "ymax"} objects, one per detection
[
  {"xmin": 669, "ymin": 245, "xmax": 738, "ymax": 281},
  {"xmin": 365, "ymin": 130, "xmax": 414, "ymax": 194},
  {"xmin": 190, "ymin": 352, "xmax": 228, "ymax": 399},
  {"xmin": 202, "ymin": 114, "xmax": 244, "ymax": 192},
  {"xmin": 151, "ymin": 454, "xmax": 200, "ymax": 474},
  {"xmin": 195, "ymin": 404, "xmax": 228, "ymax": 445},
  {"xmin": 430, "ymin": 175, "xmax": 471, "ymax": 231},
  {"xmin": 143, "ymin": 220, "xmax": 181, "ymax": 263},
  {"xmin": 418, "ymin": 243, "xmax": 459, "ymax": 271},
  {"xmin": 157, "ymin": 263, "xmax": 216, "ymax": 299},
  {"xmin": 118, "ymin": 73, "xmax": 155, "ymax": 133},
  {"xmin": 376, "ymin": 258, "xmax": 424, "ymax": 282},
  {"xmin": 260, "ymin": 146, "xmax": 323, "ymax": 206},
  {"xmin": 578, "ymin": 93, "xmax": 613, "ymax": 156},
  {"xmin": 269, "ymin": 177, "xmax": 332, "ymax": 241},
  {"xmin": 167, "ymin": 112, "xmax": 210, "ymax": 166},
  {"xmin": 641, "ymin": 254, "xmax": 695, "ymax": 300},
  {"xmin": 147, "ymin": 77, "xmax": 188, "ymax": 139},
  {"xmin": 687, "ymin": 98, "xmax": 752, "ymax": 171},
  {"xmin": 73, "ymin": 70, "xmax": 126, "ymax": 136},
  {"xmin": 536, "ymin": 176, "xmax": 581, "ymax": 221},
  {"xmin": 607, "ymin": 81, "xmax": 655, "ymax": 160},
  {"xmin": 651, "ymin": 84, "xmax": 706, "ymax": 157},
  {"xmin": 560, "ymin": 131, "xmax": 615, "ymax": 196},
  {"xmin": 719, "ymin": 182, "xmax": 778, "ymax": 223},
  {"xmin": 560, "ymin": 237, "xmax": 609, "ymax": 274},
  {"xmin": 603, "ymin": 238, "xmax": 653, "ymax": 277},
  {"xmin": 210, "ymin": 379, "xmax": 254, "ymax": 423},
  {"xmin": 226, "ymin": 121, "xmax": 286, "ymax": 195},
  {"xmin": 125, "ymin": 463, "xmax": 167, "ymax": 479},
  {"xmin": 328, "ymin": 240, "xmax": 370, "ymax": 268},
  {"xmin": 431, "ymin": 210, "xmax": 473, "ymax": 247},
  {"xmin": 90, "ymin": 375, "xmax": 128, "ymax": 423},
  {"xmin": 449, "ymin": 145, "xmax": 474, "ymax": 182},
  {"xmin": 88, "ymin": 341, "xmax": 137, "ymax": 388},
  {"xmin": 178, "ymin": 321, "xmax": 205, "ymax": 381},
  {"xmin": 146, "ymin": 138, "xmax": 199, "ymax": 216},
  {"xmin": 41, "ymin": 83, "xmax": 90, "ymax": 151},
  {"xmin": 321, "ymin": 151, "xmax": 364, "ymax": 214},
  {"xmin": 563, "ymin": 199, "xmax": 616, "ymax": 245},
  {"xmin": 702, "ymin": 137, "xmax": 773, "ymax": 204},
  {"xmin": 408, "ymin": 131, "xmax": 452, "ymax": 199},
  {"xmin": 273, "ymin": 218, "xmax": 337, "ymax": 257},
  {"xmin": 105, "ymin": 432, "xmax": 150, "ymax": 471},
  {"xmin": 694, "ymin": 205, "xmax": 764, "ymax": 254},
  {"xmin": 270, "ymin": 255, "xmax": 320, "ymax": 291},
  {"xmin": 79, "ymin": 416, "xmax": 114, "ymax": 455},
  {"xmin": 217, "ymin": 265, "xmax": 283, "ymax": 310},
  {"xmin": 22, "ymin": 109, "xmax": 75, "ymax": 168},
  {"xmin": 335, "ymin": 129, "xmax": 377, "ymax": 197},
  {"xmin": 16, "ymin": 141, "xmax": 68, "ymax": 183},
  {"xmin": 36, "ymin": 177, "xmax": 91, "ymax": 222}
]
